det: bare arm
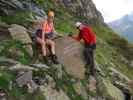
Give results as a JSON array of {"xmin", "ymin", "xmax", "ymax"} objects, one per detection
[{"xmin": 41, "ymin": 21, "xmax": 47, "ymax": 40}]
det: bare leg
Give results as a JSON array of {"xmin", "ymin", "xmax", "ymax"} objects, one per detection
[
  {"xmin": 46, "ymin": 39, "xmax": 56, "ymax": 55},
  {"xmin": 46, "ymin": 39, "xmax": 59, "ymax": 64},
  {"xmin": 36, "ymin": 37, "xmax": 47, "ymax": 56}
]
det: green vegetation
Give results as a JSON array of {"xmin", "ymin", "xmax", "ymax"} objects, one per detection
[
  {"xmin": 1, "ymin": 11, "xmax": 35, "ymax": 26},
  {"xmin": 55, "ymin": 73, "xmax": 85, "ymax": 100},
  {"xmin": 108, "ymin": 35, "xmax": 133, "ymax": 61},
  {"xmin": 0, "ymin": 40, "xmax": 31, "ymax": 64},
  {"xmin": 91, "ymin": 22, "xmax": 133, "ymax": 79},
  {"xmin": 0, "ymin": 70, "xmax": 15, "ymax": 90},
  {"xmin": 55, "ymin": 17, "xmax": 77, "ymax": 34}
]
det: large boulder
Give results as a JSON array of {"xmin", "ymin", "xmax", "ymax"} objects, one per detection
[
  {"xmin": 97, "ymin": 77, "xmax": 125, "ymax": 100},
  {"xmin": 8, "ymin": 24, "xmax": 33, "ymax": 57},
  {"xmin": 54, "ymin": 36, "xmax": 86, "ymax": 79},
  {"xmin": 16, "ymin": 71, "xmax": 33, "ymax": 87}
]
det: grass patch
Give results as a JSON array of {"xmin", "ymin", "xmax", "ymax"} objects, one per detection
[
  {"xmin": 1, "ymin": 10, "xmax": 34, "ymax": 26},
  {"xmin": 0, "ymin": 40, "xmax": 31, "ymax": 64},
  {"xmin": 0, "ymin": 70, "xmax": 15, "ymax": 90}
]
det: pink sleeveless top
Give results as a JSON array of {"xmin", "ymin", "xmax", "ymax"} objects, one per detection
[{"xmin": 42, "ymin": 20, "xmax": 54, "ymax": 33}]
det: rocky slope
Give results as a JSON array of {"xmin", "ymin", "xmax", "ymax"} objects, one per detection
[
  {"xmin": 0, "ymin": 0, "xmax": 46, "ymax": 17},
  {"xmin": 57, "ymin": 0, "xmax": 104, "ymax": 22},
  {"xmin": 0, "ymin": 0, "xmax": 133, "ymax": 100}
]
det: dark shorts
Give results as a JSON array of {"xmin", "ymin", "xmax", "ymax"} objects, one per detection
[
  {"xmin": 35, "ymin": 29, "xmax": 54, "ymax": 39},
  {"xmin": 45, "ymin": 32, "xmax": 54, "ymax": 39},
  {"xmin": 85, "ymin": 44, "xmax": 96, "ymax": 50}
]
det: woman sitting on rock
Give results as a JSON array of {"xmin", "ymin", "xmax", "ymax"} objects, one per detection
[{"xmin": 35, "ymin": 11, "xmax": 59, "ymax": 65}]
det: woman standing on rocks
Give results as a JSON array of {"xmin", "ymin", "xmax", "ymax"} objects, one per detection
[{"xmin": 35, "ymin": 11, "xmax": 59, "ymax": 65}]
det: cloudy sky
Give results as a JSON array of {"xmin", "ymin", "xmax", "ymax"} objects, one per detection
[{"xmin": 93, "ymin": 0, "xmax": 133, "ymax": 22}]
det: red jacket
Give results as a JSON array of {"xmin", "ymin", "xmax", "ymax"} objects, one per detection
[{"xmin": 73, "ymin": 26, "xmax": 96, "ymax": 45}]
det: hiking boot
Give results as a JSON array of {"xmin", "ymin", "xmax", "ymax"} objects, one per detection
[
  {"xmin": 43, "ymin": 56, "xmax": 51, "ymax": 66},
  {"xmin": 51, "ymin": 55, "xmax": 59, "ymax": 64}
]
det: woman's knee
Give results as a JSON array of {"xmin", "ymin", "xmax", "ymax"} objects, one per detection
[{"xmin": 47, "ymin": 40, "xmax": 55, "ymax": 46}]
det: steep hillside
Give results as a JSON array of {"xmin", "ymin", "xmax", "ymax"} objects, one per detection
[
  {"xmin": 0, "ymin": 0, "xmax": 133, "ymax": 100},
  {"xmin": 108, "ymin": 13, "xmax": 133, "ymax": 42}
]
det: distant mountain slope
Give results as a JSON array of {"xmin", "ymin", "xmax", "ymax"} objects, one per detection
[{"xmin": 108, "ymin": 12, "xmax": 133, "ymax": 42}]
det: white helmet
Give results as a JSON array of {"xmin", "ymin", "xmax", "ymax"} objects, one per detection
[{"xmin": 75, "ymin": 22, "xmax": 82, "ymax": 27}]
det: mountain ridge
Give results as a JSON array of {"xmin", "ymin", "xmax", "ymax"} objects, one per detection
[{"xmin": 108, "ymin": 12, "xmax": 133, "ymax": 42}]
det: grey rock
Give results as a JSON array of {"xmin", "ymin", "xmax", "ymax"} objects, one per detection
[
  {"xmin": 114, "ymin": 81, "xmax": 131, "ymax": 95},
  {"xmin": 30, "ymin": 64, "xmax": 49, "ymax": 69},
  {"xmin": 109, "ymin": 67, "xmax": 131, "ymax": 82},
  {"xmin": 16, "ymin": 70, "xmax": 38, "ymax": 93},
  {"xmin": 0, "ymin": 0, "xmax": 47, "ymax": 18},
  {"xmin": 0, "ymin": 57, "xmax": 19, "ymax": 65},
  {"xmin": 10, "ymin": 63, "xmax": 36, "ymax": 71},
  {"xmin": 8, "ymin": 24, "xmax": 33, "ymax": 57},
  {"xmin": 97, "ymin": 77, "xmax": 125, "ymax": 100},
  {"xmin": 55, "ymin": 36, "xmax": 85, "ymax": 79},
  {"xmin": 58, "ymin": 0, "xmax": 104, "ymax": 22},
  {"xmin": 95, "ymin": 62, "xmax": 106, "ymax": 77},
  {"xmin": 16, "ymin": 71, "xmax": 33, "ymax": 87},
  {"xmin": 27, "ymin": 80, "xmax": 38, "ymax": 93},
  {"xmin": 8, "ymin": 24, "xmax": 32, "ymax": 44}
]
